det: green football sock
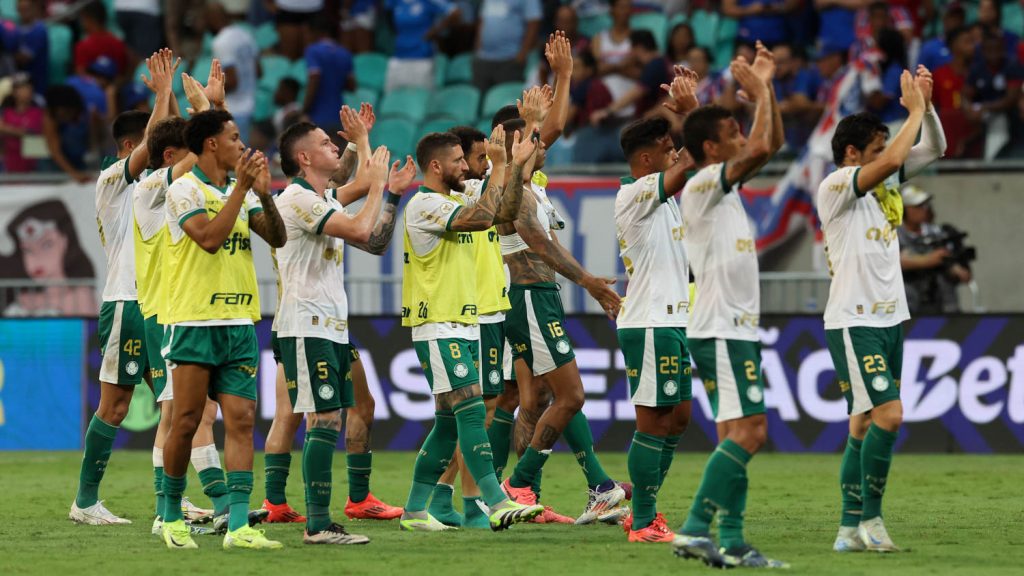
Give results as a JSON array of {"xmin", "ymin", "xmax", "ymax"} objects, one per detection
[
  {"xmin": 162, "ymin": 473, "xmax": 186, "ymax": 523},
  {"xmin": 347, "ymin": 452, "xmax": 372, "ymax": 503},
  {"xmin": 717, "ymin": 441, "xmax": 752, "ymax": 551},
  {"xmin": 861, "ymin": 424, "xmax": 897, "ymax": 521},
  {"xmin": 226, "ymin": 471, "xmax": 254, "ymax": 532},
  {"xmin": 154, "ymin": 466, "xmax": 165, "ymax": 517},
  {"xmin": 660, "ymin": 434, "xmax": 681, "ymax": 485},
  {"xmin": 840, "ymin": 435, "xmax": 863, "ymax": 527},
  {"xmin": 427, "ymin": 483, "xmax": 459, "ymax": 522},
  {"xmin": 562, "ymin": 411, "xmax": 612, "ymax": 487},
  {"xmin": 531, "ymin": 468, "xmax": 543, "ymax": 499},
  {"xmin": 76, "ymin": 414, "xmax": 118, "ymax": 508},
  {"xmin": 509, "ymin": 447, "xmax": 549, "ymax": 489},
  {"xmin": 681, "ymin": 439, "xmax": 751, "ymax": 541},
  {"xmin": 487, "ymin": 407, "xmax": 515, "ymax": 479},
  {"xmin": 454, "ymin": 397, "xmax": 506, "ymax": 507},
  {"xmin": 463, "ymin": 497, "xmax": 490, "ymax": 528},
  {"xmin": 406, "ymin": 410, "xmax": 458, "ymax": 512},
  {"xmin": 628, "ymin": 431, "xmax": 665, "ymax": 530},
  {"xmin": 303, "ymin": 428, "xmax": 338, "ymax": 533},
  {"xmin": 197, "ymin": 467, "xmax": 229, "ymax": 516},
  {"xmin": 263, "ymin": 452, "xmax": 292, "ymax": 506}
]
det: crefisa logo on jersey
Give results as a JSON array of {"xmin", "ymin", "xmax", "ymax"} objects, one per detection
[{"xmin": 223, "ymin": 232, "xmax": 251, "ymax": 255}]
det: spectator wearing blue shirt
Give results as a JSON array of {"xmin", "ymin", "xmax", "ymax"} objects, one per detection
[
  {"xmin": 772, "ymin": 43, "xmax": 818, "ymax": 150},
  {"xmin": 815, "ymin": 0, "xmax": 870, "ymax": 53},
  {"xmin": 474, "ymin": 0, "xmax": 542, "ymax": 94},
  {"xmin": 304, "ymin": 19, "xmax": 355, "ymax": 137},
  {"xmin": 917, "ymin": 3, "xmax": 965, "ymax": 72},
  {"xmin": 0, "ymin": 0, "xmax": 49, "ymax": 95},
  {"xmin": 866, "ymin": 29, "xmax": 909, "ymax": 125},
  {"xmin": 977, "ymin": 0, "xmax": 1019, "ymax": 63},
  {"xmin": 65, "ymin": 56, "xmax": 118, "ymax": 123},
  {"xmin": 589, "ymin": 30, "xmax": 671, "ymax": 124},
  {"xmin": 384, "ymin": 0, "xmax": 460, "ymax": 92},
  {"xmin": 966, "ymin": 32, "xmax": 1024, "ymax": 123},
  {"xmin": 723, "ymin": 0, "xmax": 801, "ymax": 48},
  {"xmin": 42, "ymin": 85, "xmax": 91, "ymax": 182}
]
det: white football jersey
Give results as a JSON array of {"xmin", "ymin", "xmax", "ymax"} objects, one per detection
[
  {"xmin": 816, "ymin": 166, "xmax": 909, "ymax": 329},
  {"xmin": 274, "ymin": 181, "xmax": 350, "ymax": 343},
  {"xmin": 682, "ymin": 163, "xmax": 760, "ymax": 341},
  {"xmin": 134, "ymin": 167, "xmax": 170, "ymax": 242},
  {"xmin": 615, "ymin": 172, "xmax": 688, "ymax": 328},
  {"xmin": 96, "ymin": 157, "xmax": 139, "ymax": 301}
]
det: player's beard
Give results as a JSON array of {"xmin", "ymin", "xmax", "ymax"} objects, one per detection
[{"xmin": 443, "ymin": 170, "xmax": 465, "ymax": 193}]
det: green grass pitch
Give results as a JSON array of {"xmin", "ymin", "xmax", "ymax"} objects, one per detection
[{"xmin": 1, "ymin": 451, "xmax": 1022, "ymax": 575}]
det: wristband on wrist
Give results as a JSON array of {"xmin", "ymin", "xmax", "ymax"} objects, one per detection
[
  {"xmin": 346, "ymin": 142, "xmax": 358, "ymax": 152},
  {"xmin": 386, "ymin": 192, "xmax": 401, "ymax": 205}
]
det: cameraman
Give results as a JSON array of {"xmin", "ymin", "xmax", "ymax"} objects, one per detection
[{"xmin": 898, "ymin": 185, "xmax": 972, "ymax": 314}]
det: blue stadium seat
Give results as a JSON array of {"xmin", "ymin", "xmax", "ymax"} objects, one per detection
[
  {"xmin": 47, "ymin": 23, "xmax": 72, "ymax": 85},
  {"xmin": 445, "ymin": 53, "xmax": 473, "ymax": 85},
  {"xmin": 344, "ymin": 87, "xmax": 379, "ymax": 110},
  {"xmin": 481, "ymin": 82, "xmax": 524, "ymax": 121},
  {"xmin": 374, "ymin": 118, "xmax": 417, "ymax": 160},
  {"xmin": 428, "ymin": 84, "xmax": 481, "ymax": 124},
  {"xmin": 379, "ymin": 87, "xmax": 430, "ymax": 123},
  {"xmin": 631, "ymin": 13, "xmax": 668, "ymax": 51},
  {"xmin": 354, "ymin": 52, "xmax": 388, "ymax": 92}
]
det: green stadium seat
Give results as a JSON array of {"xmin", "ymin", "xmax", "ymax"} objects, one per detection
[
  {"xmin": 434, "ymin": 53, "xmax": 448, "ymax": 89},
  {"xmin": 253, "ymin": 87, "xmax": 273, "ymax": 122},
  {"xmin": 258, "ymin": 54, "xmax": 293, "ymax": 91},
  {"xmin": 691, "ymin": 10, "xmax": 719, "ymax": 50},
  {"xmin": 428, "ymin": 84, "xmax": 480, "ymax": 124},
  {"xmin": 715, "ymin": 17, "xmax": 738, "ymax": 69},
  {"xmin": 374, "ymin": 118, "xmax": 417, "ymax": 160},
  {"xmin": 200, "ymin": 32, "xmax": 214, "ymax": 58},
  {"xmin": 289, "ymin": 59, "xmax": 307, "ymax": 86},
  {"xmin": 476, "ymin": 117, "xmax": 493, "ymax": 135},
  {"xmin": 420, "ymin": 118, "xmax": 459, "ymax": 135},
  {"xmin": 354, "ymin": 52, "xmax": 388, "ymax": 92},
  {"xmin": 578, "ymin": 14, "xmax": 612, "ymax": 39},
  {"xmin": 254, "ymin": 22, "xmax": 279, "ymax": 51},
  {"xmin": 344, "ymin": 87, "xmax": 379, "ymax": 109},
  {"xmin": 445, "ymin": 53, "xmax": 473, "ymax": 85},
  {"xmin": 630, "ymin": 13, "xmax": 668, "ymax": 51},
  {"xmin": 379, "ymin": 87, "xmax": 430, "ymax": 123},
  {"xmin": 481, "ymin": 82, "xmax": 524, "ymax": 121},
  {"xmin": 1005, "ymin": 3, "xmax": 1024, "ymax": 37},
  {"xmin": 47, "ymin": 23, "xmax": 72, "ymax": 85},
  {"xmin": 191, "ymin": 57, "xmax": 213, "ymax": 86},
  {"xmin": 0, "ymin": 0, "xmax": 17, "ymax": 22}
]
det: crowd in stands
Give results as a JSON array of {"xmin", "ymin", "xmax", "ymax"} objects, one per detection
[{"xmin": 2, "ymin": 0, "xmax": 1024, "ymax": 178}]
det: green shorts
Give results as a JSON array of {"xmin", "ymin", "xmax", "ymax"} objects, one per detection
[
  {"xmin": 618, "ymin": 327, "xmax": 693, "ymax": 407},
  {"xmin": 413, "ymin": 338, "xmax": 479, "ymax": 395},
  {"xmin": 98, "ymin": 300, "xmax": 148, "ymax": 386},
  {"xmin": 479, "ymin": 320, "xmax": 506, "ymax": 396},
  {"xmin": 271, "ymin": 330, "xmax": 282, "ymax": 364},
  {"xmin": 163, "ymin": 324, "xmax": 259, "ymax": 401},
  {"xmin": 349, "ymin": 344, "xmax": 360, "ymax": 363},
  {"xmin": 825, "ymin": 325, "xmax": 904, "ymax": 415},
  {"xmin": 144, "ymin": 315, "xmax": 170, "ymax": 400},
  {"xmin": 506, "ymin": 283, "xmax": 574, "ymax": 376},
  {"xmin": 689, "ymin": 337, "xmax": 766, "ymax": 423},
  {"xmin": 279, "ymin": 336, "xmax": 354, "ymax": 413}
]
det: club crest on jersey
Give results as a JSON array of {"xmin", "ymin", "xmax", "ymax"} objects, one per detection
[
  {"xmin": 126, "ymin": 361, "xmax": 139, "ymax": 376},
  {"xmin": 453, "ymin": 363, "xmax": 469, "ymax": 378},
  {"xmin": 871, "ymin": 375, "xmax": 889, "ymax": 392},
  {"xmin": 488, "ymin": 370, "xmax": 500, "ymax": 385},
  {"xmin": 555, "ymin": 339, "xmax": 571, "ymax": 354},
  {"xmin": 746, "ymin": 385, "xmax": 763, "ymax": 403},
  {"xmin": 318, "ymin": 384, "xmax": 335, "ymax": 400},
  {"xmin": 663, "ymin": 380, "xmax": 678, "ymax": 396},
  {"xmin": 312, "ymin": 202, "xmax": 327, "ymax": 216}
]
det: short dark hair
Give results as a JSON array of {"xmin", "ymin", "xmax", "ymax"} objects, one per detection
[
  {"xmin": 501, "ymin": 118, "xmax": 527, "ymax": 158},
  {"xmin": 946, "ymin": 25, "xmax": 972, "ymax": 49},
  {"xmin": 416, "ymin": 131, "xmax": 462, "ymax": 171},
  {"xmin": 491, "ymin": 105, "xmax": 520, "ymax": 129},
  {"xmin": 688, "ymin": 45, "xmax": 713, "ymax": 64},
  {"xmin": 278, "ymin": 121, "xmax": 319, "ymax": 177},
  {"xmin": 630, "ymin": 30, "xmax": 659, "ymax": 53},
  {"xmin": 578, "ymin": 50, "xmax": 598, "ymax": 71},
  {"xmin": 831, "ymin": 112, "xmax": 889, "ymax": 166},
  {"xmin": 682, "ymin": 105, "xmax": 733, "ymax": 164},
  {"xmin": 147, "ymin": 117, "xmax": 187, "ymax": 170},
  {"xmin": 44, "ymin": 85, "xmax": 84, "ymax": 115},
  {"xmin": 279, "ymin": 77, "xmax": 301, "ymax": 95},
  {"xmin": 81, "ymin": 1, "xmax": 107, "ymax": 24},
  {"xmin": 112, "ymin": 111, "xmax": 150, "ymax": 145},
  {"xmin": 448, "ymin": 125, "xmax": 487, "ymax": 155},
  {"xmin": 620, "ymin": 117, "xmax": 671, "ymax": 160},
  {"xmin": 185, "ymin": 109, "xmax": 234, "ymax": 155},
  {"xmin": 868, "ymin": 1, "xmax": 888, "ymax": 14}
]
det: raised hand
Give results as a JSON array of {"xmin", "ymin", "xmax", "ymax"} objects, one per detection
[
  {"xmin": 233, "ymin": 148, "xmax": 258, "ymax": 192},
  {"xmin": 517, "ymin": 86, "xmax": 550, "ymax": 126},
  {"xmin": 142, "ymin": 48, "xmax": 176, "ymax": 95},
  {"xmin": 915, "ymin": 64, "xmax": 933, "ymax": 107},
  {"xmin": 661, "ymin": 66, "xmax": 700, "ymax": 115},
  {"xmin": 337, "ymin": 105, "xmax": 368, "ymax": 145},
  {"xmin": 204, "ymin": 59, "xmax": 226, "ymax": 109},
  {"xmin": 486, "ymin": 124, "xmax": 507, "ymax": 166},
  {"xmin": 181, "ymin": 73, "xmax": 211, "ymax": 115},
  {"xmin": 545, "ymin": 30, "xmax": 574, "ymax": 77},
  {"xmin": 367, "ymin": 145, "xmax": 391, "ymax": 184},
  {"xmin": 358, "ymin": 102, "xmax": 376, "ymax": 133},
  {"xmin": 253, "ymin": 153, "xmax": 271, "ymax": 195},
  {"xmin": 899, "ymin": 69, "xmax": 925, "ymax": 114},
  {"xmin": 731, "ymin": 58, "xmax": 767, "ymax": 101},
  {"xmin": 510, "ymin": 128, "xmax": 539, "ymax": 168},
  {"xmin": 749, "ymin": 40, "xmax": 776, "ymax": 84},
  {"xmin": 387, "ymin": 155, "xmax": 416, "ymax": 193}
]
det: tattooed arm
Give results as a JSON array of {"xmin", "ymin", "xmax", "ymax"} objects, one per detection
[
  {"xmin": 348, "ymin": 199, "xmax": 399, "ymax": 255},
  {"xmin": 248, "ymin": 156, "xmax": 287, "ymax": 248}
]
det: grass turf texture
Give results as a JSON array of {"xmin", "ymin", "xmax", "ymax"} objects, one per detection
[{"xmin": 1, "ymin": 451, "xmax": 1021, "ymax": 575}]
